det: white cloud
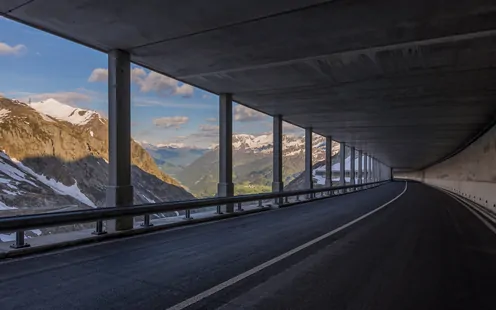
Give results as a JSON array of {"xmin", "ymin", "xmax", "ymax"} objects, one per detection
[
  {"xmin": 199, "ymin": 124, "xmax": 219, "ymax": 132},
  {"xmin": 234, "ymin": 104, "xmax": 267, "ymax": 122},
  {"xmin": 206, "ymin": 117, "xmax": 217, "ymax": 123},
  {"xmin": 175, "ymin": 84, "xmax": 194, "ymax": 97},
  {"xmin": 0, "ymin": 42, "xmax": 27, "ymax": 56},
  {"xmin": 20, "ymin": 91, "xmax": 91, "ymax": 105},
  {"xmin": 133, "ymin": 97, "xmax": 214, "ymax": 109},
  {"xmin": 153, "ymin": 116, "xmax": 189, "ymax": 129},
  {"xmin": 87, "ymin": 68, "xmax": 108, "ymax": 82},
  {"xmin": 89, "ymin": 67, "xmax": 194, "ymax": 97}
]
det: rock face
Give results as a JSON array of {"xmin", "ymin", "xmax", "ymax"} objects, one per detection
[{"xmin": 0, "ymin": 97, "xmax": 193, "ymax": 215}]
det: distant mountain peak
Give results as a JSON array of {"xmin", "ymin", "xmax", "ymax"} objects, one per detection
[{"xmin": 28, "ymin": 98, "xmax": 101, "ymax": 126}]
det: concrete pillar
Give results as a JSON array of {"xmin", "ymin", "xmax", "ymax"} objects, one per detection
[
  {"xmin": 350, "ymin": 147, "xmax": 356, "ymax": 185},
  {"xmin": 272, "ymin": 115, "xmax": 283, "ymax": 201},
  {"xmin": 340, "ymin": 142, "xmax": 346, "ymax": 186},
  {"xmin": 363, "ymin": 153, "xmax": 367, "ymax": 182},
  {"xmin": 358, "ymin": 150, "xmax": 363, "ymax": 184},
  {"xmin": 368, "ymin": 156, "xmax": 372, "ymax": 182},
  {"xmin": 325, "ymin": 136, "xmax": 332, "ymax": 187},
  {"xmin": 106, "ymin": 50, "xmax": 133, "ymax": 232},
  {"xmin": 304, "ymin": 128, "xmax": 313, "ymax": 190},
  {"xmin": 218, "ymin": 94, "xmax": 234, "ymax": 213}
]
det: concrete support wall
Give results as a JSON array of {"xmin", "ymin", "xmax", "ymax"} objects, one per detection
[
  {"xmin": 399, "ymin": 124, "xmax": 496, "ymax": 211},
  {"xmin": 304, "ymin": 128, "xmax": 313, "ymax": 190},
  {"xmin": 106, "ymin": 50, "xmax": 133, "ymax": 232},
  {"xmin": 218, "ymin": 94, "xmax": 234, "ymax": 213}
]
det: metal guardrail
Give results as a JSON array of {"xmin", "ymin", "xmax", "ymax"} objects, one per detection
[{"xmin": 1, "ymin": 180, "xmax": 388, "ymax": 248}]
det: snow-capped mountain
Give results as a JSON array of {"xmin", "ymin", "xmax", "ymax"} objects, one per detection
[
  {"xmin": 0, "ymin": 96, "xmax": 193, "ymax": 241},
  {"xmin": 174, "ymin": 133, "xmax": 339, "ymax": 197},
  {"xmin": 230, "ymin": 133, "xmax": 327, "ymax": 161},
  {"xmin": 28, "ymin": 98, "xmax": 103, "ymax": 126}
]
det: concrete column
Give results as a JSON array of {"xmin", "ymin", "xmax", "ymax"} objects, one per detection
[
  {"xmin": 107, "ymin": 49, "xmax": 133, "ymax": 232},
  {"xmin": 304, "ymin": 128, "xmax": 313, "ymax": 191},
  {"xmin": 218, "ymin": 94, "xmax": 234, "ymax": 213},
  {"xmin": 368, "ymin": 156, "xmax": 372, "ymax": 182},
  {"xmin": 325, "ymin": 136, "xmax": 332, "ymax": 187},
  {"xmin": 358, "ymin": 150, "xmax": 363, "ymax": 184},
  {"xmin": 340, "ymin": 142, "xmax": 346, "ymax": 186},
  {"xmin": 350, "ymin": 147, "xmax": 356, "ymax": 185},
  {"xmin": 363, "ymin": 153, "xmax": 367, "ymax": 182},
  {"xmin": 272, "ymin": 115, "xmax": 283, "ymax": 199}
]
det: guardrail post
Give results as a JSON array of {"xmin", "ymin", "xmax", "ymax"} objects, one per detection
[
  {"xmin": 216, "ymin": 205, "xmax": 223, "ymax": 214},
  {"xmin": 237, "ymin": 202, "xmax": 244, "ymax": 212},
  {"xmin": 284, "ymin": 196, "xmax": 289, "ymax": 204},
  {"xmin": 258, "ymin": 200, "xmax": 263, "ymax": 208},
  {"xmin": 184, "ymin": 210, "xmax": 193, "ymax": 220},
  {"xmin": 92, "ymin": 220, "xmax": 107, "ymax": 235},
  {"xmin": 141, "ymin": 214, "xmax": 154, "ymax": 227},
  {"xmin": 10, "ymin": 231, "xmax": 30, "ymax": 249},
  {"xmin": 296, "ymin": 195, "xmax": 300, "ymax": 202}
]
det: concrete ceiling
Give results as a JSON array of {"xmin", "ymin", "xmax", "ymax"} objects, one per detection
[{"xmin": 2, "ymin": 0, "xmax": 496, "ymax": 170}]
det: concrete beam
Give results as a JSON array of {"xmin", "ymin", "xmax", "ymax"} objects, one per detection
[
  {"xmin": 325, "ymin": 136, "xmax": 332, "ymax": 187},
  {"xmin": 106, "ymin": 50, "xmax": 133, "ymax": 232},
  {"xmin": 218, "ymin": 93, "xmax": 234, "ymax": 213},
  {"xmin": 305, "ymin": 128, "xmax": 313, "ymax": 191}
]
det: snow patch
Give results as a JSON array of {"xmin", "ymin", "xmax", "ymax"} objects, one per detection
[
  {"xmin": 0, "ymin": 234, "xmax": 16, "ymax": 242},
  {"xmin": 142, "ymin": 195, "xmax": 156, "ymax": 203},
  {"xmin": 29, "ymin": 98, "xmax": 99, "ymax": 126},
  {"xmin": 0, "ymin": 200, "xmax": 17, "ymax": 210},
  {"xmin": 0, "ymin": 108, "xmax": 10, "ymax": 123},
  {"xmin": 12, "ymin": 159, "xmax": 97, "ymax": 208},
  {"xmin": 0, "ymin": 157, "xmax": 38, "ymax": 187},
  {"xmin": 2, "ymin": 189, "xmax": 19, "ymax": 196},
  {"xmin": 90, "ymin": 130, "xmax": 94, "ymax": 137}
]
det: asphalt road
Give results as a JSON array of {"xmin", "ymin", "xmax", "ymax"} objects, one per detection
[{"xmin": 0, "ymin": 181, "xmax": 495, "ymax": 310}]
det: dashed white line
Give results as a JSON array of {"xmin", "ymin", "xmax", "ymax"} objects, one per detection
[{"xmin": 167, "ymin": 181, "xmax": 408, "ymax": 310}]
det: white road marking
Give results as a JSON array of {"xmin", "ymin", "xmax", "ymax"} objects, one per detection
[{"xmin": 167, "ymin": 181, "xmax": 408, "ymax": 310}]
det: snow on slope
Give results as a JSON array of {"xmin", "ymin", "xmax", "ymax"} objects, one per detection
[
  {"xmin": 29, "ymin": 98, "xmax": 99, "ymax": 126},
  {"xmin": 0, "ymin": 151, "xmax": 97, "ymax": 209},
  {"xmin": 12, "ymin": 158, "xmax": 97, "ymax": 208}
]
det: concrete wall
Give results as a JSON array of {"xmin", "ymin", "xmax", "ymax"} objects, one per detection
[{"xmin": 397, "ymin": 124, "xmax": 496, "ymax": 211}]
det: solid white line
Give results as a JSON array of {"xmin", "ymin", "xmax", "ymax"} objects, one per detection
[
  {"xmin": 166, "ymin": 181, "xmax": 408, "ymax": 310},
  {"xmin": 436, "ymin": 187, "xmax": 496, "ymax": 235}
]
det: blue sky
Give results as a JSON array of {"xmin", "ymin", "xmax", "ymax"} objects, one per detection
[{"xmin": 0, "ymin": 17, "xmax": 303, "ymax": 148}]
